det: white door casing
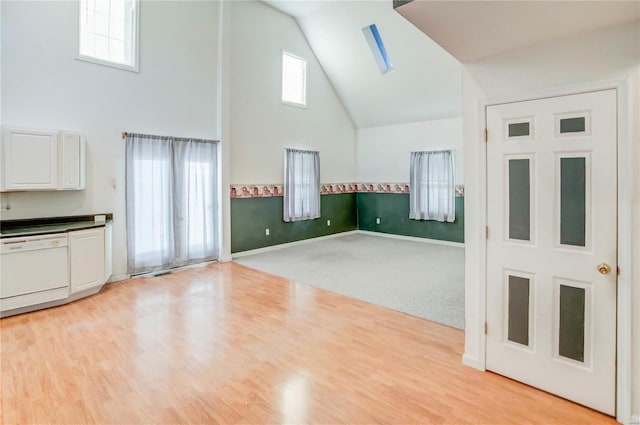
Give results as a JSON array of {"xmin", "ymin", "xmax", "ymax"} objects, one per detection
[{"xmin": 485, "ymin": 90, "xmax": 617, "ymax": 415}]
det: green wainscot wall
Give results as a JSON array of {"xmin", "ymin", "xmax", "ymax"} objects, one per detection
[
  {"xmin": 231, "ymin": 193, "xmax": 357, "ymax": 253},
  {"xmin": 356, "ymin": 193, "xmax": 464, "ymax": 244}
]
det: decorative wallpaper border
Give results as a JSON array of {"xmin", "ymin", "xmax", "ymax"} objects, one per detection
[
  {"xmin": 358, "ymin": 183, "xmax": 409, "ymax": 194},
  {"xmin": 231, "ymin": 183, "xmax": 465, "ymax": 198},
  {"xmin": 231, "ymin": 184, "xmax": 284, "ymax": 198}
]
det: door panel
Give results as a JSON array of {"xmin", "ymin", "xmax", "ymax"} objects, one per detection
[{"xmin": 486, "ymin": 90, "xmax": 616, "ymax": 415}]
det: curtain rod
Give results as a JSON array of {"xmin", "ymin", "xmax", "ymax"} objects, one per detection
[{"xmin": 121, "ymin": 131, "xmax": 219, "ymax": 144}]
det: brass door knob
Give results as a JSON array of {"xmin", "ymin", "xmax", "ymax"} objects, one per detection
[{"xmin": 597, "ymin": 263, "xmax": 611, "ymax": 275}]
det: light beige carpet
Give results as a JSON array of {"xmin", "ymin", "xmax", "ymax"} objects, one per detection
[{"xmin": 234, "ymin": 233, "xmax": 465, "ymax": 329}]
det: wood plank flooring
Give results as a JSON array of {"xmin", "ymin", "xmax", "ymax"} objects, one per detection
[{"xmin": 1, "ymin": 262, "xmax": 615, "ymax": 424}]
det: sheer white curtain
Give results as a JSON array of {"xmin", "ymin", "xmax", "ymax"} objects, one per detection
[
  {"xmin": 283, "ymin": 148, "xmax": 320, "ymax": 222},
  {"xmin": 126, "ymin": 133, "xmax": 219, "ymax": 274},
  {"xmin": 409, "ymin": 150, "xmax": 455, "ymax": 222},
  {"xmin": 173, "ymin": 139, "xmax": 219, "ymax": 267}
]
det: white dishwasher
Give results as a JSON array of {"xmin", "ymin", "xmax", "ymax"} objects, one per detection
[{"xmin": 0, "ymin": 233, "xmax": 70, "ymax": 313}]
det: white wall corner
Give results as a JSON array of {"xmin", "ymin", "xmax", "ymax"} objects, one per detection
[
  {"xmin": 462, "ymin": 353, "xmax": 483, "ymax": 370},
  {"xmin": 217, "ymin": 0, "xmax": 232, "ymax": 262},
  {"xmin": 629, "ymin": 415, "xmax": 640, "ymax": 425}
]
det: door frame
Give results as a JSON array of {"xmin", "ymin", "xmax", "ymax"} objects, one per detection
[{"xmin": 473, "ymin": 79, "xmax": 632, "ymax": 424}]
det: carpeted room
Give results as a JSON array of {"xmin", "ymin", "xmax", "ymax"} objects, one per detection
[{"xmin": 229, "ymin": 0, "xmax": 466, "ymax": 331}]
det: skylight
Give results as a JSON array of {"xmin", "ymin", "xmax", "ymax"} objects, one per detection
[{"xmin": 362, "ymin": 24, "xmax": 393, "ymax": 74}]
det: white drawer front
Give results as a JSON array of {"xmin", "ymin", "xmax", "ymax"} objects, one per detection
[{"xmin": 0, "ymin": 246, "xmax": 69, "ymax": 298}]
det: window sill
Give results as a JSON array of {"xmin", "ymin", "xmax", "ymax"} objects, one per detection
[
  {"xmin": 75, "ymin": 54, "xmax": 139, "ymax": 73},
  {"xmin": 281, "ymin": 100, "xmax": 308, "ymax": 109}
]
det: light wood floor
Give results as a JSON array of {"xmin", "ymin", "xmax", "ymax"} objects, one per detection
[{"xmin": 1, "ymin": 262, "xmax": 615, "ymax": 424}]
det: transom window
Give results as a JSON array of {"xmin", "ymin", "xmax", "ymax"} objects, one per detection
[
  {"xmin": 281, "ymin": 51, "xmax": 307, "ymax": 107},
  {"xmin": 77, "ymin": 0, "xmax": 139, "ymax": 72}
]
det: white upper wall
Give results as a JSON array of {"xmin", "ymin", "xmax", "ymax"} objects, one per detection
[
  {"xmin": 266, "ymin": 0, "xmax": 462, "ymax": 128},
  {"xmin": 356, "ymin": 118, "xmax": 463, "ymax": 184},
  {"xmin": 230, "ymin": 0, "xmax": 356, "ymax": 184},
  {"xmin": 1, "ymin": 0, "xmax": 220, "ymax": 278}
]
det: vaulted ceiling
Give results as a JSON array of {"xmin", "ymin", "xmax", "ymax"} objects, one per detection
[
  {"xmin": 264, "ymin": 0, "xmax": 463, "ymax": 128},
  {"xmin": 263, "ymin": 0, "xmax": 640, "ymax": 129}
]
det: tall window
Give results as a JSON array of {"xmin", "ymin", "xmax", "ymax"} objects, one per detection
[
  {"xmin": 281, "ymin": 51, "xmax": 307, "ymax": 107},
  {"xmin": 77, "ymin": 0, "xmax": 139, "ymax": 71},
  {"xmin": 283, "ymin": 148, "xmax": 320, "ymax": 222},
  {"xmin": 409, "ymin": 150, "xmax": 455, "ymax": 222},
  {"xmin": 125, "ymin": 133, "xmax": 219, "ymax": 275}
]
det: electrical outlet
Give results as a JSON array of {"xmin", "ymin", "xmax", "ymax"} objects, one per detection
[
  {"xmin": 265, "ymin": 228, "xmax": 270, "ymax": 236},
  {"xmin": 327, "ymin": 220, "xmax": 331, "ymax": 226},
  {"xmin": 376, "ymin": 217, "xmax": 381, "ymax": 224}
]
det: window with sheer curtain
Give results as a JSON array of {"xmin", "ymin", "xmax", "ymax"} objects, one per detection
[
  {"xmin": 409, "ymin": 150, "xmax": 455, "ymax": 222},
  {"xmin": 125, "ymin": 133, "xmax": 219, "ymax": 275},
  {"xmin": 283, "ymin": 148, "xmax": 320, "ymax": 222}
]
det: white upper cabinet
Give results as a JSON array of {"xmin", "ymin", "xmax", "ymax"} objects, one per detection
[
  {"xmin": 1, "ymin": 128, "xmax": 58, "ymax": 190},
  {"xmin": 1, "ymin": 127, "xmax": 86, "ymax": 192},
  {"xmin": 60, "ymin": 132, "xmax": 86, "ymax": 190}
]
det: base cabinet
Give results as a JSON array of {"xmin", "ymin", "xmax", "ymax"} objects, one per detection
[{"xmin": 69, "ymin": 228, "xmax": 105, "ymax": 294}]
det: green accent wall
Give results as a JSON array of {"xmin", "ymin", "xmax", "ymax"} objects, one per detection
[
  {"xmin": 357, "ymin": 193, "xmax": 464, "ymax": 243},
  {"xmin": 231, "ymin": 193, "xmax": 357, "ymax": 253}
]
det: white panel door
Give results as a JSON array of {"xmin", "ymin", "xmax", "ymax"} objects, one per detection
[
  {"xmin": 69, "ymin": 228, "xmax": 105, "ymax": 294},
  {"xmin": 2, "ymin": 128, "xmax": 58, "ymax": 190},
  {"xmin": 486, "ymin": 90, "xmax": 617, "ymax": 415}
]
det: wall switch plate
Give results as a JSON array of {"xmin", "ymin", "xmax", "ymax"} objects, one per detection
[
  {"xmin": 376, "ymin": 218, "xmax": 381, "ymax": 224},
  {"xmin": 94, "ymin": 215, "xmax": 106, "ymax": 223},
  {"xmin": 265, "ymin": 228, "xmax": 270, "ymax": 236},
  {"xmin": 327, "ymin": 220, "xmax": 331, "ymax": 226}
]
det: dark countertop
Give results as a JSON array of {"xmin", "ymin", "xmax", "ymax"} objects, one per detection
[{"xmin": 0, "ymin": 214, "xmax": 113, "ymax": 239}]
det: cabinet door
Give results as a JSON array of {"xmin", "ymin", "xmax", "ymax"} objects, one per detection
[
  {"xmin": 2, "ymin": 128, "xmax": 58, "ymax": 190},
  {"xmin": 60, "ymin": 132, "xmax": 81, "ymax": 189},
  {"xmin": 69, "ymin": 228, "xmax": 105, "ymax": 294}
]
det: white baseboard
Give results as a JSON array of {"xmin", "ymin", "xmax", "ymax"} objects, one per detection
[
  {"xmin": 629, "ymin": 414, "xmax": 639, "ymax": 425},
  {"xmin": 107, "ymin": 274, "xmax": 130, "ymax": 283},
  {"xmin": 462, "ymin": 353, "xmax": 483, "ymax": 370},
  {"xmin": 356, "ymin": 230, "xmax": 465, "ymax": 248},
  {"xmin": 219, "ymin": 255, "xmax": 233, "ymax": 263},
  {"xmin": 232, "ymin": 230, "xmax": 358, "ymax": 258}
]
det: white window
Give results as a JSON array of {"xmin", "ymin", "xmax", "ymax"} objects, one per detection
[
  {"xmin": 77, "ymin": 0, "xmax": 139, "ymax": 72},
  {"xmin": 281, "ymin": 51, "xmax": 307, "ymax": 107},
  {"xmin": 409, "ymin": 150, "xmax": 455, "ymax": 222},
  {"xmin": 283, "ymin": 148, "xmax": 320, "ymax": 222}
]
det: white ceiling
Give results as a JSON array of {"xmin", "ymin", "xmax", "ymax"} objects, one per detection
[
  {"xmin": 263, "ymin": 0, "xmax": 463, "ymax": 128},
  {"xmin": 262, "ymin": 0, "xmax": 639, "ymax": 128},
  {"xmin": 396, "ymin": 1, "xmax": 640, "ymax": 62}
]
